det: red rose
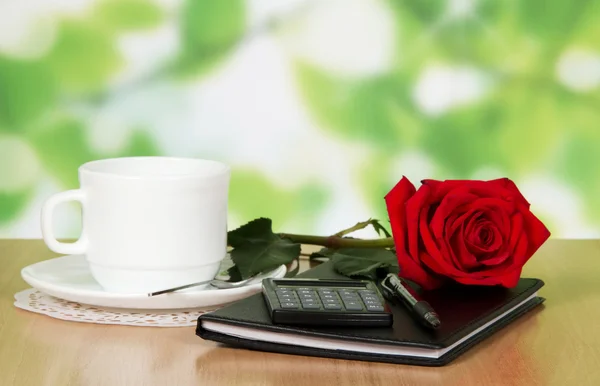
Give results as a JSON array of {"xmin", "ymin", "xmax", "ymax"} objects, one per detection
[{"xmin": 384, "ymin": 177, "xmax": 550, "ymax": 290}]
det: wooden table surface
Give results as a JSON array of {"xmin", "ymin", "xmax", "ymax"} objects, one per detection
[{"xmin": 1, "ymin": 239, "xmax": 599, "ymax": 385}]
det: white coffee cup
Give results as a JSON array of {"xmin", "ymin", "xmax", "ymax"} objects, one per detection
[{"xmin": 40, "ymin": 156, "xmax": 230, "ymax": 294}]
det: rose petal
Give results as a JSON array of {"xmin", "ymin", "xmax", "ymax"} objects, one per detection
[
  {"xmin": 421, "ymin": 179, "xmax": 508, "ymax": 199},
  {"xmin": 404, "ymin": 183, "xmax": 433, "ymax": 262},
  {"xmin": 451, "ymin": 268, "xmax": 521, "ymax": 286},
  {"xmin": 494, "ymin": 178, "xmax": 531, "ymax": 207},
  {"xmin": 443, "ymin": 212, "xmax": 468, "ymax": 271},
  {"xmin": 471, "ymin": 251, "xmax": 515, "ymax": 277},
  {"xmin": 419, "ymin": 205, "xmax": 449, "ymax": 266},
  {"xmin": 385, "ymin": 177, "xmax": 437, "ymax": 287},
  {"xmin": 422, "ymin": 178, "xmax": 522, "ymax": 202},
  {"xmin": 466, "ymin": 221, "xmax": 503, "ymax": 256},
  {"xmin": 454, "ymin": 221, "xmax": 515, "ymax": 279},
  {"xmin": 487, "ymin": 224, "xmax": 504, "ymax": 250},
  {"xmin": 464, "ymin": 215, "xmax": 484, "ymax": 247},
  {"xmin": 430, "ymin": 191, "xmax": 478, "ymax": 240},
  {"xmin": 420, "ymin": 225, "xmax": 478, "ymax": 279},
  {"xmin": 451, "ymin": 275, "xmax": 502, "ymax": 286},
  {"xmin": 384, "ymin": 176, "xmax": 416, "ymax": 255},
  {"xmin": 479, "ymin": 204, "xmax": 511, "ymax": 238},
  {"xmin": 520, "ymin": 204, "xmax": 552, "ymax": 262},
  {"xmin": 450, "ymin": 207, "xmax": 479, "ymax": 235},
  {"xmin": 510, "ymin": 213, "xmax": 529, "ymax": 265},
  {"xmin": 496, "ymin": 269, "xmax": 522, "ymax": 287},
  {"xmin": 452, "ymin": 222, "xmax": 480, "ymax": 271},
  {"xmin": 479, "ymin": 244, "xmax": 510, "ymax": 265}
]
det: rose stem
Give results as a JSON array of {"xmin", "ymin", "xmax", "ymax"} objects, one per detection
[
  {"xmin": 333, "ymin": 219, "xmax": 376, "ymax": 237},
  {"xmin": 278, "ymin": 233, "xmax": 395, "ymax": 249}
]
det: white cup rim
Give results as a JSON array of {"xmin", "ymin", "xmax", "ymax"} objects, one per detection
[{"xmin": 79, "ymin": 156, "xmax": 231, "ymax": 181}]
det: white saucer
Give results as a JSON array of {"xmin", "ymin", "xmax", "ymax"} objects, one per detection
[{"xmin": 21, "ymin": 254, "xmax": 286, "ymax": 310}]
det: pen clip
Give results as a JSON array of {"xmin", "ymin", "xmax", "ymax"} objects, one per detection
[{"xmin": 379, "ymin": 274, "xmax": 402, "ymax": 304}]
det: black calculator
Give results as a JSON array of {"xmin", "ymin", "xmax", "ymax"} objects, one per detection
[{"xmin": 261, "ymin": 278, "xmax": 393, "ymax": 327}]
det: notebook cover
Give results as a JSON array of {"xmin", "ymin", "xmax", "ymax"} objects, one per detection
[{"xmin": 196, "ymin": 261, "xmax": 545, "ymax": 366}]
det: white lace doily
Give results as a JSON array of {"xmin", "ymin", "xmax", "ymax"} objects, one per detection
[{"xmin": 14, "ymin": 289, "xmax": 217, "ymax": 327}]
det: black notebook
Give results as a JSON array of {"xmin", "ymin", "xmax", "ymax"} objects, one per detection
[{"xmin": 196, "ymin": 261, "xmax": 545, "ymax": 366}]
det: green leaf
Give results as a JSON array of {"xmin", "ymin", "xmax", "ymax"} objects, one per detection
[
  {"xmin": 0, "ymin": 56, "xmax": 57, "ymax": 129},
  {"xmin": 228, "ymin": 218, "xmax": 301, "ymax": 279},
  {"xmin": 0, "ymin": 190, "xmax": 32, "ymax": 225},
  {"xmin": 227, "ymin": 265, "xmax": 243, "ymax": 282},
  {"xmin": 331, "ymin": 248, "xmax": 399, "ymax": 281},
  {"xmin": 45, "ymin": 20, "xmax": 122, "ymax": 93},
  {"xmin": 285, "ymin": 258, "xmax": 300, "ymax": 278},
  {"xmin": 175, "ymin": 0, "xmax": 246, "ymax": 77},
  {"xmin": 231, "ymin": 239, "xmax": 300, "ymax": 279},
  {"xmin": 370, "ymin": 219, "xmax": 392, "ymax": 238},
  {"xmin": 227, "ymin": 217, "xmax": 275, "ymax": 247},
  {"xmin": 94, "ymin": 0, "xmax": 163, "ymax": 31}
]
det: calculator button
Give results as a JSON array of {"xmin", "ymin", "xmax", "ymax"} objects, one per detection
[
  {"xmin": 338, "ymin": 290, "xmax": 355, "ymax": 296},
  {"xmin": 362, "ymin": 296, "xmax": 379, "ymax": 303},
  {"xmin": 277, "ymin": 291, "xmax": 294, "ymax": 296},
  {"xmin": 318, "ymin": 289, "xmax": 334, "ymax": 294},
  {"xmin": 343, "ymin": 301, "xmax": 363, "ymax": 311},
  {"xmin": 319, "ymin": 294, "xmax": 336, "ymax": 300},
  {"xmin": 366, "ymin": 305, "xmax": 385, "ymax": 312},
  {"xmin": 359, "ymin": 290, "xmax": 377, "ymax": 296},
  {"xmin": 322, "ymin": 298, "xmax": 339, "ymax": 304},
  {"xmin": 297, "ymin": 290, "xmax": 314, "ymax": 295},
  {"xmin": 363, "ymin": 298, "xmax": 379, "ymax": 303},
  {"xmin": 340, "ymin": 294, "xmax": 360, "ymax": 301},
  {"xmin": 296, "ymin": 287, "xmax": 311, "ymax": 291},
  {"xmin": 277, "ymin": 294, "xmax": 295, "ymax": 301},
  {"xmin": 324, "ymin": 303, "xmax": 342, "ymax": 310},
  {"xmin": 301, "ymin": 303, "xmax": 321, "ymax": 310},
  {"xmin": 281, "ymin": 302, "xmax": 299, "ymax": 309},
  {"xmin": 363, "ymin": 300, "xmax": 381, "ymax": 306}
]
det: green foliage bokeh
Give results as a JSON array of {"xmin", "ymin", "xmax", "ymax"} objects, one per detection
[{"xmin": 0, "ymin": 0, "xmax": 599, "ymax": 237}]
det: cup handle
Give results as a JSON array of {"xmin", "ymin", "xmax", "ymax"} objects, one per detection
[{"xmin": 41, "ymin": 189, "xmax": 88, "ymax": 255}]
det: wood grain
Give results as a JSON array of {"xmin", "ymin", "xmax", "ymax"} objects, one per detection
[{"xmin": 1, "ymin": 239, "xmax": 600, "ymax": 385}]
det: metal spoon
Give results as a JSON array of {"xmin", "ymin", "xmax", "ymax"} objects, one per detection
[{"xmin": 147, "ymin": 273, "xmax": 264, "ymax": 297}]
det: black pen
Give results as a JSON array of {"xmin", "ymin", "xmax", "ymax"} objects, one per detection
[{"xmin": 381, "ymin": 273, "xmax": 441, "ymax": 330}]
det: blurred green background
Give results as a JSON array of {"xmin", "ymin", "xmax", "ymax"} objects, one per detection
[{"xmin": 1, "ymin": 0, "xmax": 599, "ymax": 238}]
